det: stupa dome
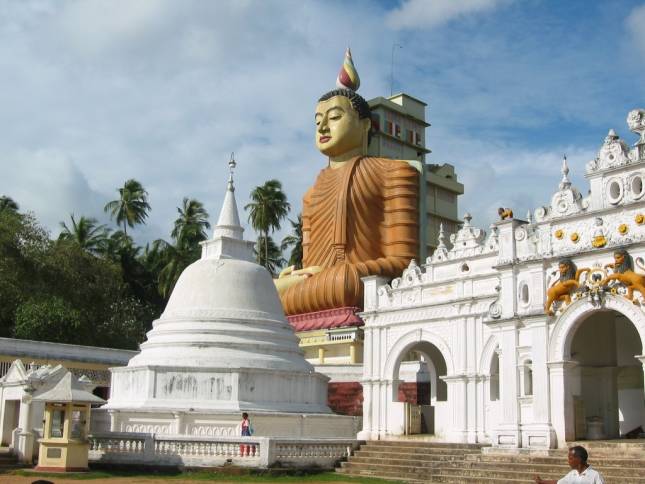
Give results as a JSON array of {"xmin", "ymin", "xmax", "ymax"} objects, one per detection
[{"xmin": 106, "ymin": 159, "xmax": 329, "ymax": 414}]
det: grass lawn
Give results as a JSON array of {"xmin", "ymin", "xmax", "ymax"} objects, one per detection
[{"xmin": 2, "ymin": 468, "xmax": 406, "ymax": 484}]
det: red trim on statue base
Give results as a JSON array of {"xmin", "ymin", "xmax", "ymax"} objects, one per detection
[{"xmin": 288, "ymin": 307, "xmax": 364, "ymax": 332}]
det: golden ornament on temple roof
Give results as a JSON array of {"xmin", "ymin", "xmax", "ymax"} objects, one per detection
[
  {"xmin": 555, "ymin": 229, "xmax": 564, "ymax": 239},
  {"xmin": 618, "ymin": 223, "xmax": 629, "ymax": 235},
  {"xmin": 570, "ymin": 232, "xmax": 579, "ymax": 243},
  {"xmin": 635, "ymin": 213, "xmax": 644, "ymax": 225}
]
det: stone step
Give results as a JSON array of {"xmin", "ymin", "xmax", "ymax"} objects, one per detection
[
  {"xmin": 337, "ymin": 464, "xmax": 427, "ymax": 483},
  {"xmin": 567, "ymin": 440, "xmax": 645, "ymax": 455},
  {"xmin": 357, "ymin": 449, "xmax": 479, "ymax": 460},
  {"xmin": 354, "ymin": 452, "xmax": 467, "ymax": 464},
  {"xmin": 470, "ymin": 453, "xmax": 645, "ymax": 469},
  {"xmin": 437, "ymin": 466, "xmax": 645, "ymax": 483},
  {"xmin": 369, "ymin": 440, "xmax": 486, "ymax": 449},
  {"xmin": 364, "ymin": 444, "xmax": 483, "ymax": 454},
  {"xmin": 461, "ymin": 460, "xmax": 645, "ymax": 478},
  {"xmin": 349, "ymin": 455, "xmax": 448, "ymax": 467},
  {"xmin": 433, "ymin": 475, "xmax": 542, "ymax": 483},
  {"xmin": 341, "ymin": 460, "xmax": 437, "ymax": 476}
]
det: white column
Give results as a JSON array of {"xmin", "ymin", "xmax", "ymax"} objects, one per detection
[
  {"xmin": 494, "ymin": 321, "xmax": 520, "ymax": 447},
  {"xmin": 548, "ymin": 360, "xmax": 577, "ymax": 448},
  {"xmin": 479, "ymin": 375, "xmax": 488, "ymax": 442},
  {"xmin": 531, "ymin": 320, "xmax": 550, "ymax": 423},
  {"xmin": 16, "ymin": 393, "xmax": 34, "ymax": 464},
  {"xmin": 357, "ymin": 380, "xmax": 374, "ymax": 440}
]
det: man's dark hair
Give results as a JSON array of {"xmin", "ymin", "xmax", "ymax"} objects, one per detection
[
  {"xmin": 318, "ymin": 89, "xmax": 371, "ymax": 119},
  {"xmin": 242, "ymin": 412, "xmax": 249, "ymax": 419},
  {"xmin": 570, "ymin": 445, "xmax": 588, "ymax": 463}
]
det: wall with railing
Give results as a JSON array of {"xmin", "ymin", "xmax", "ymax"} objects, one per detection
[{"xmin": 88, "ymin": 432, "xmax": 358, "ymax": 469}]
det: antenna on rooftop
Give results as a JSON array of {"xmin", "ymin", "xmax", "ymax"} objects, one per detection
[{"xmin": 390, "ymin": 42, "xmax": 402, "ymax": 96}]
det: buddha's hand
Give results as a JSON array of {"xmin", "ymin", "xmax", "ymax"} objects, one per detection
[
  {"xmin": 278, "ymin": 265, "xmax": 322, "ymax": 279},
  {"xmin": 274, "ymin": 265, "xmax": 323, "ymax": 294}
]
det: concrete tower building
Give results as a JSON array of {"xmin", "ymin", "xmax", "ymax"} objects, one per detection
[{"xmin": 367, "ymin": 93, "xmax": 464, "ymax": 258}]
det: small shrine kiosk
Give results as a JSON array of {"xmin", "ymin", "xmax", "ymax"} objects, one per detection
[{"xmin": 32, "ymin": 372, "xmax": 105, "ymax": 471}]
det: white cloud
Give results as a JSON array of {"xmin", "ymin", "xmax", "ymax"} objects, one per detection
[
  {"xmin": 2, "ymin": 149, "xmax": 109, "ymax": 236},
  {"xmin": 386, "ymin": 0, "xmax": 509, "ymax": 30},
  {"xmin": 0, "ymin": 0, "xmax": 639, "ymax": 250},
  {"xmin": 626, "ymin": 4, "xmax": 645, "ymax": 59}
]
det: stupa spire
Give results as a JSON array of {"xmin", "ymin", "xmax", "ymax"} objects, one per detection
[
  {"xmin": 202, "ymin": 153, "xmax": 254, "ymax": 261},
  {"xmin": 214, "ymin": 152, "xmax": 243, "ymax": 235}
]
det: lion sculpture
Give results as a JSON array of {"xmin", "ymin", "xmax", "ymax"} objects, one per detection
[
  {"xmin": 602, "ymin": 249, "xmax": 645, "ymax": 303},
  {"xmin": 545, "ymin": 258, "xmax": 590, "ymax": 316},
  {"xmin": 498, "ymin": 207, "xmax": 513, "ymax": 220}
]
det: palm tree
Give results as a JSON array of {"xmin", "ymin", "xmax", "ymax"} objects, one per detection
[
  {"xmin": 171, "ymin": 198, "xmax": 211, "ymax": 247},
  {"xmin": 152, "ymin": 238, "xmax": 195, "ymax": 298},
  {"xmin": 244, "ymin": 180, "xmax": 290, "ymax": 269},
  {"xmin": 281, "ymin": 214, "xmax": 303, "ymax": 269},
  {"xmin": 254, "ymin": 235, "xmax": 286, "ymax": 277},
  {"xmin": 0, "ymin": 196, "xmax": 19, "ymax": 214},
  {"xmin": 153, "ymin": 197, "xmax": 211, "ymax": 298},
  {"xmin": 104, "ymin": 179, "xmax": 151, "ymax": 236},
  {"xmin": 58, "ymin": 214, "xmax": 109, "ymax": 255}
]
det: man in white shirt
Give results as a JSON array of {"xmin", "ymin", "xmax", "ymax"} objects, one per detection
[{"xmin": 534, "ymin": 445, "xmax": 605, "ymax": 484}]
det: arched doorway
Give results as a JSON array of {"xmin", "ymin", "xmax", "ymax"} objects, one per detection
[
  {"xmin": 549, "ymin": 296, "xmax": 645, "ymax": 445},
  {"xmin": 390, "ymin": 340, "xmax": 448, "ymax": 436},
  {"xmin": 569, "ymin": 310, "xmax": 644, "ymax": 439}
]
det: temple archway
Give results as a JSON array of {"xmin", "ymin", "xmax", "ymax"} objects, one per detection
[
  {"xmin": 383, "ymin": 330, "xmax": 452, "ymax": 437},
  {"xmin": 549, "ymin": 296, "xmax": 645, "ymax": 444}
]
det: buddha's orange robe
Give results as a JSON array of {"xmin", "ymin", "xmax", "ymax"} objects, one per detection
[{"xmin": 281, "ymin": 156, "xmax": 419, "ymax": 315}]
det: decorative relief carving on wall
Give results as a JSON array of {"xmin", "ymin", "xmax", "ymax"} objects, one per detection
[
  {"xmin": 545, "ymin": 249, "xmax": 645, "ymax": 316},
  {"xmin": 586, "ymin": 129, "xmax": 631, "ymax": 173}
]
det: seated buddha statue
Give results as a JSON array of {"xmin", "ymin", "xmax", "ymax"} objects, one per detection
[{"xmin": 276, "ymin": 49, "xmax": 419, "ymax": 316}]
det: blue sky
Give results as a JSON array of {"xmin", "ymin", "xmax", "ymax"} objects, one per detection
[{"xmin": 1, "ymin": 0, "xmax": 644, "ymax": 247}]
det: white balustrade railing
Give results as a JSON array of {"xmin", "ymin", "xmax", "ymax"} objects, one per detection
[{"xmin": 88, "ymin": 433, "xmax": 357, "ymax": 469}]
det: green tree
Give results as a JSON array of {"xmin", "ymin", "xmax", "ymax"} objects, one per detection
[
  {"xmin": 244, "ymin": 179, "xmax": 290, "ymax": 269},
  {"xmin": 281, "ymin": 214, "xmax": 303, "ymax": 269},
  {"xmin": 254, "ymin": 235, "xmax": 285, "ymax": 277},
  {"xmin": 0, "ymin": 211, "xmax": 50, "ymax": 336},
  {"xmin": 0, "ymin": 196, "xmax": 19, "ymax": 214},
  {"xmin": 14, "ymin": 296, "xmax": 85, "ymax": 344},
  {"xmin": 97, "ymin": 296, "xmax": 155, "ymax": 350},
  {"xmin": 151, "ymin": 197, "xmax": 210, "ymax": 299},
  {"xmin": 171, "ymin": 197, "xmax": 211, "ymax": 247},
  {"xmin": 104, "ymin": 179, "xmax": 151, "ymax": 236},
  {"xmin": 58, "ymin": 214, "xmax": 109, "ymax": 255}
]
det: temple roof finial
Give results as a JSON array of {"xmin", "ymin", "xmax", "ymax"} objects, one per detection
[
  {"xmin": 559, "ymin": 154, "xmax": 571, "ymax": 190},
  {"xmin": 436, "ymin": 223, "xmax": 446, "ymax": 250}
]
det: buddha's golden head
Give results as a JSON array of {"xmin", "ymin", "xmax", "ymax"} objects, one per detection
[{"xmin": 315, "ymin": 89, "xmax": 371, "ymax": 159}]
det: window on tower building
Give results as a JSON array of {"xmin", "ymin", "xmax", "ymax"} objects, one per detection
[
  {"xmin": 406, "ymin": 130, "xmax": 414, "ymax": 144},
  {"xmin": 371, "ymin": 113, "xmax": 381, "ymax": 132},
  {"xmin": 385, "ymin": 120, "xmax": 393, "ymax": 136},
  {"xmin": 415, "ymin": 131, "xmax": 422, "ymax": 146},
  {"xmin": 394, "ymin": 123, "xmax": 401, "ymax": 138}
]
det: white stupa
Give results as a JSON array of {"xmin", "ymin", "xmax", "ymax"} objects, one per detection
[{"xmin": 104, "ymin": 159, "xmax": 355, "ymax": 438}]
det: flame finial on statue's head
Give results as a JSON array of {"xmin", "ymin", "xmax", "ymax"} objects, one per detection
[{"xmin": 336, "ymin": 47, "xmax": 360, "ymax": 91}]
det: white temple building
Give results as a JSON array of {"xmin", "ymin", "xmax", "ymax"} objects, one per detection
[
  {"xmin": 358, "ymin": 108, "xmax": 645, "ymax": 449},
  {"xmin": 102, "ymin": 158, "xmax": 358, "ymax": 440}
]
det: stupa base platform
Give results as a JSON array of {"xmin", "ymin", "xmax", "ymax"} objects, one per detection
[
  {"xmin": 105, "ymin": 364, "xmax": 332, "ymax": 413},
  {"xmin": 93, "ymin": 407, "xmax": 360, "ymax": 439}
]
